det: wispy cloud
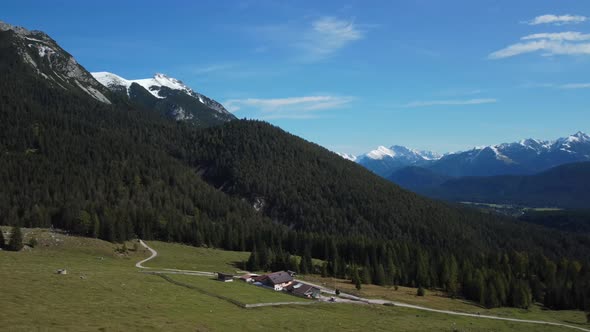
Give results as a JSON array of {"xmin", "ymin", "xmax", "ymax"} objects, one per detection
[
  {"xmin": 560, "ymin": 83, "xmax": 590, "ymax": 89},
  {"xmin": 526, "ymin": 14, "xmax": 587, "ymax": 26},
  {"xmin": 299, "ymin": 17, "xmax": 363, "ymax": 60},
  {"xmin": 224, "ymin": 95, "xmax": 355, "ymax": 119},
  {"xmin": 489, "ymin": 34, "xmax": 590, "ymax": 59},
  {"xmin": 252, "ymin": 16, "xmax": 365, "ymax": 62},
  {"xmin": 521, "ymin": 82, "xmax": 590, "ymax": 89},
  {"xmin": 401, "ymin": 98, "xmax": 497, "ymax": 108},
  {"xmin": 522, "ymin": 32, "xmax": 590, "ymax": 41},
  {"xmin": 435, "ymin": 88, "xmax": 483, "ymax": 97}
]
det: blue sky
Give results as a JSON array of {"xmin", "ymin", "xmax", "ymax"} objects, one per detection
[{"xmin": 2, "ymin": 0, "xmax": 590, "ymax": 154}]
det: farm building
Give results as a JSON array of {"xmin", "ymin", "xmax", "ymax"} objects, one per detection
[
  {"xmin": 287, "ymin": 282, "xmax": 321, "ymax": 299},
  {"xmin": 255, "ymin": 271, "xmax": 293, "ymax": 291}
]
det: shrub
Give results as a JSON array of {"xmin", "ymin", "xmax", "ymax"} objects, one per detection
[
  {"xmin": 7, "ymin": 226, "xmax": 24, "ymax": 251},
  {"xmin": 417, "ymin": 287, "xmax": 426, "ymax": 297},
  {"xmin": 29, "ymin": 237, "xmax": 38, "ymax": 248}
]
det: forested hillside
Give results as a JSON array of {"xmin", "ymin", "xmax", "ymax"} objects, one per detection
[
  {"xmin": 398, "ymin": 162, "xmax": 590, "ymax": 209},
  {"xmin": 520, "ymin": 210, "xmax": 590, "ymax": 234},
  {"xmin": 1, "ymin": 28, "xmax": 590, "ymax": 311}
]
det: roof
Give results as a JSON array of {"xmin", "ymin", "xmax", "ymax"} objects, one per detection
[
  {"xmin": 265, "ymin": 271, "xmax": 293, "ymax": 285},
  {"xmin": 289, "ymin": 283, "xmax": 319, "ymax": 296}
]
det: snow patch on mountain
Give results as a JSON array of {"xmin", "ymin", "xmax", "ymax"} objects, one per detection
[
  {"xmin": 92, "ymin": 72, "xmax": 132, "ymax": 96},
  {"xmin": 336, "ymin": 152, "xmax": 357, "ymax": 162},
  {"xmin": 132, "ymin": 73, "xmax": 192, "ymax": 99},
  {"xmin": 172, "ymin": 107, "xmax": 194, "ymax": 121}
]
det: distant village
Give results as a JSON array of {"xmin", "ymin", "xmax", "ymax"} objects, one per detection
[{"xmin": 217, "ymin": 270, "xmax": 321, "ymax": 299}]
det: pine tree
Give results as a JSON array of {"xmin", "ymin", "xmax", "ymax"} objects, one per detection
[
  {"xmin": 321, "ymin": 262, "xmax": 328, "ymax": 277},
  {"xmin": 246, "ymin": 246, "xmax": 259, "ymax": 271},
  {"xmin": 374, "ymin": 264, "xmax": 386, "ymax": 286},
  {"xmin": 0, "ymin": 228, "xmax": 5, "ymax": 249},
  {"xmin": 7, "ymin": 226, "xmax": 23, "ymax": 251},
  {"xmin": 361, "ymin": 265, "xmax": 372, "ymax": 285},
  {"xmin": 352, "ymin": 267, "xmax": 362, "ymax": 291}
]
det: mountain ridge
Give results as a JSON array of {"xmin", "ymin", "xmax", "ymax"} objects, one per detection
[{"xmin": 345, "ymin": 131, "xmax": 590, "ymax": 178}]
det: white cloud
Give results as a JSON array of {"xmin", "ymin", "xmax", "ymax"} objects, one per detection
[
  {"xmin": 489, "ymin": 36, "xmax": 590, "ymax": 59},
  {"xmin": 300, "ymin": 17, "xmax": 363, "ymax": 60},
  {"xmin": 253, "ymin": 16, "xmax": 364, "ymax": 62},
  {"xmin": 401, "ymin": 98, "xmax": 497, "ymax": 108},
  {"xmin": 527, "ymin": 14, "xmax": 587, "ymax": 26},
  {"xmin": 522, "ymin": 32, "xmax": 590, "ymax": 41},
  {"xmin": 224, "ymin": 95, "xmax": 355, "ymax": 119}
]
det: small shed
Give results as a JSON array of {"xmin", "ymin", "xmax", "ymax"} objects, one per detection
[{"xmin": 217, "ymin": 272, "xmax": 234, "ymax": 282}]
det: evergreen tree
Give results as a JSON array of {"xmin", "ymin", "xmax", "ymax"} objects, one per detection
[
  {"xmin": 351, "ymin": 267, "xmax": 362, "ymax": 291},
  {"xmin": 246, "ymin": 246, "xmax": 259, "ymax": 271},
  {"xmin": 374, "ymin": 264, "xmax": 386, "ymax": 286},
  {"xmin": 321, "ymin": 262, "xmax": 328, "ymax": 277},
  {"xmin": 299, "ymin": 247, "xmax": 313, "ymax": 275},
  {"xmin": 7, "ymin": 226, "xmax": 23, "ymax": 252},
  {"xmin": 0, "ymin": 228, "xmax": 5, "ymax": 249},
  {"xmin": 361, "ymin": 266, "xmax": 372, "ymax": 285}
]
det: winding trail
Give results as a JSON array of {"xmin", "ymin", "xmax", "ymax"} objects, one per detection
[
  {"xmin": 135, "ymin": 240, "xmax": 157, "ymax": 268},
  {"xmin": 135, "ymin": 240, "xmax": 590, "ymax": 331}
]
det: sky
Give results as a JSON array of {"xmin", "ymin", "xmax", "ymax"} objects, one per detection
[{"xmin": 2, "ymin": 0, "xmax": 590, "ymax": 155}]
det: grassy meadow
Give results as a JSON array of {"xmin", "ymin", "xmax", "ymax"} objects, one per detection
[{"xmin": 0, "ymin": 227, "xmax": 588, "ymax": 331}]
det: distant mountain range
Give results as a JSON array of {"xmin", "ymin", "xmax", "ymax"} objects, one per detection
[
  {"xmin": 343, "ymin": 131, "xmax": 590, "ymax": 178},
  {"xmin": 339, "ymin": 145, "xmax": 442, "ymax": 177}
]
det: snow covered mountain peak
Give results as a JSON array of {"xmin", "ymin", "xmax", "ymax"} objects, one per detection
[
  {"xmin": 568, "ymin": 131, "xmax": 590, "ymax": 143},
  {"xmin": 91, "ymin": 72, "xmax": 230, "ymax": 115},
  {"xmin": 91, "ymin": 71, "xmax": 234, "ymax": 124},
  {"xmin": 366, "ymin": 146, "xmax": 396, "ymax": 160}
]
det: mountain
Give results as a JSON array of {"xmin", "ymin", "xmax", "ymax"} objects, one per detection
[
  {"xmin": 429, "ymin": 132, "xmax": 590, "ymax": 177},
  {"xmin": 92, "ymin": 72, "xmax": 235, "ymax": 126},
  {"xmin": 425, "ymin": 162, "xmax": 590, "ymax": 209},
  {"xmin": 0, "ymin": 21, "xmax": 113, "ymax": 104},
  {"xmin": 2, "ymin": 21, "xmax": 590, "ymax": 311},
  {"xmin": 355, "ymin": 145, "xmax": 442, "ymax": 177},
  {"xmin": 350, "ymin": 132, "xmax": 590, "ymax": 178}
]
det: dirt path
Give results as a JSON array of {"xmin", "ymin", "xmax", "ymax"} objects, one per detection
[
  {"xmin": 135, "ymin": 240, "xmax": 157, "ymax": 268},
  {"xmin": 136, "ymin": 241, "xmax": 590, "ymax": 331},
  {"xmin": 135, "ymin": 240, "xmax": 214, "ymax": 276}
]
